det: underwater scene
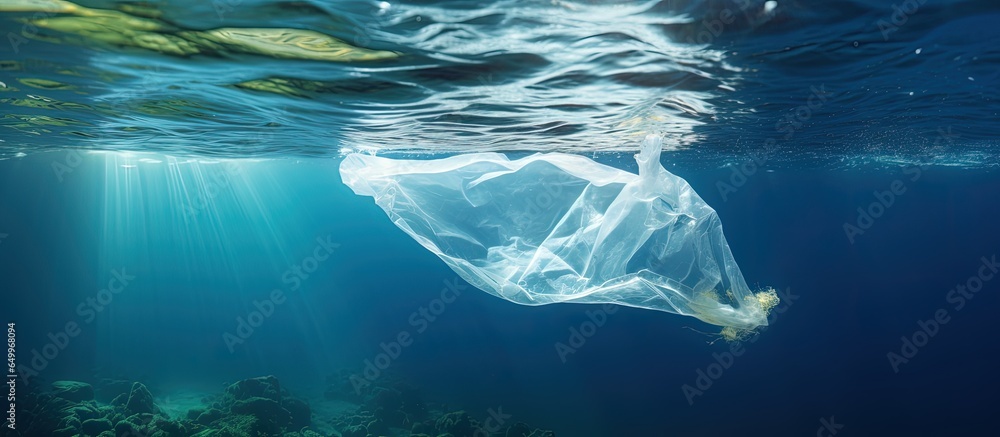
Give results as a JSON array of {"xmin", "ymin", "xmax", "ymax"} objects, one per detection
[{"xmin": 1, "ymin": 0, "xmax": 999, "ymax": 436}]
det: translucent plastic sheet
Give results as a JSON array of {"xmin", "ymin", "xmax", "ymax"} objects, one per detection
[{"xmin": 340, "ymin": 135, "xmax": 774, "ymax": 329}]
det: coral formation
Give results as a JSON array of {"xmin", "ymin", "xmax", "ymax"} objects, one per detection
[
  {"xmin": 324, "ymin": 369, "xmax": 555, "ymax": 437},
  {"xmin": 16, "ymin": 372, "xmax": 554, "ymax": 436}
]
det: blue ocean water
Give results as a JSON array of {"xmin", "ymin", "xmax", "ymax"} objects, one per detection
[{"xmin": 1, "ymin": 0, "xmax": 999, "ymax": 436}]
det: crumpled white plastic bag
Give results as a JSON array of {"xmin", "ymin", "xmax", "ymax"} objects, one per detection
[{"xmin": 340, "ymin": 135, "xmax": 772, "ymax": 329}]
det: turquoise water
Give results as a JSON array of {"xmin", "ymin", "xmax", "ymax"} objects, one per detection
[{"xmin": 2, "ymin": 1, "xmax": 1000, "ymax": 436}]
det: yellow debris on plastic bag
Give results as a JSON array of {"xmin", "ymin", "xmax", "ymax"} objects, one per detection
[{"xmin": 719, "ymin": 288, "xmax": 780, "ymax": 342}]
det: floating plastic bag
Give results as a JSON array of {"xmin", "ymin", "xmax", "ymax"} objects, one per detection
[{"xmin": 340, "ymin": 135, "xmax": 776, "ymax": 331}]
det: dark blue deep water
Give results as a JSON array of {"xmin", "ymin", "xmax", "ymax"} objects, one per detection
[{"xmin": 1, "ymin": 1, "xmax": 999, "ymax": 436}]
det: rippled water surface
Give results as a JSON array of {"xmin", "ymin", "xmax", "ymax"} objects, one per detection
[{"xmin": 2, "ymin": 0, "xmax": 997, "ymax": 167}]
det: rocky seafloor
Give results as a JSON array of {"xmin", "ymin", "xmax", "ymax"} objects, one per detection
[{"xmin": 9, "ymin": 373, "xmax": 555, "ymax": 437}]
